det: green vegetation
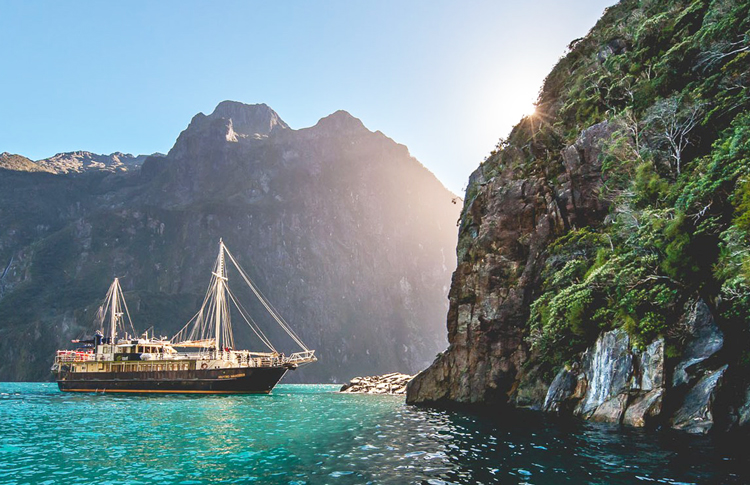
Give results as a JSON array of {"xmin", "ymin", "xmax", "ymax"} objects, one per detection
[{"xmin": 471, "ymin": 0, "xmax": 750, "ymax": 367}]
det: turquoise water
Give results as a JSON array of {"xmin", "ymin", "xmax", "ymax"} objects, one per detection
[{"xmin": 0, "ymin": 383, "xmax": 746, "ymax": 484}]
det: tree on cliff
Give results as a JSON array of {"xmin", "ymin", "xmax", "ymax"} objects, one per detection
[{"xmin": 644, "ymin": 95, "xmax": 704, "ymax": 176}]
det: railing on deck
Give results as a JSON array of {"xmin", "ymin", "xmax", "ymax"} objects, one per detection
[
  {"xmin": 54, "ymin": 348, "xmax": 317, "ymax": 368},
  {"xmin": 55, "ymin": 350, "xmax": 94, "ymax": 363},
  {"xmin": 287, "ymin": 350, "xmax": 317, "ymax": 365}
]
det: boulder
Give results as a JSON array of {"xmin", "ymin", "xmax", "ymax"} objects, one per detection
[
  {"xmin": 623, "ymin": 389, "xmax": 664, "ymax": 427},
  {"xmin": 590, "ymin": 394, "xmax": 629, "ymax": 423},
  {"xmin": 673, "ymin": 300, "xmax": 724, "ymax": 388},
  {"xmin": 671, "ymin": 365, "xmax": 728, "ymax": 434},
  {"xmin": 543, "ymin": 367, "xmax": 580, "ymax": 413},
  {"xmin": 575, "ymin": 329, "xmax": 632, "ymax": 418},
  {"xmin": 541, "ymin": 332, "xmax": 669, "ymax": 427},
  {"xmin": 340, "ymin": 373, "xmax": 414, "ymax": 395},
  {"xmin": 636, "ymin": 338, "xmax": 664, "ymax": 391}
]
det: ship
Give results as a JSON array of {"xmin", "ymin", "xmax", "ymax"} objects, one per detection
[{"xmin": 52, "ymin": 240, "xmax": 317, "ymax": 393}]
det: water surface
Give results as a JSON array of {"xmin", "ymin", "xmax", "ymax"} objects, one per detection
[{"xmin": 0, "ymin": 383, "xmax": 746, "ymax": 484}]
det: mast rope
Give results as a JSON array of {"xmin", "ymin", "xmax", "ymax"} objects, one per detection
[
  {"xmin": 118, "ymin": 283, "xmax": 138, "ymax": 337},
  {"xmin": 99, "ymin": 287, "xmax": 113, "ymax": 333},
  {"xmin": 171, "ymin": 270, "xmax": 215, "ymax": 345},
  {"xmin": 95, "ymin": 278, "xmax": 137, "ymax": 341},
  {"xmin": 170, "ymin": 241, "xmax": 310, "ymax": 354},
  {"xmin": 223, "ymin": 246, "xmax": 309, "ymax": 351},
  {"xmin": 226, "ymin": 285, "xmax": 276, "ymax": 352}
]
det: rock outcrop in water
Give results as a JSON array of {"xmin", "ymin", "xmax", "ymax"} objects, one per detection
[
  {"xmin": 538, "ymin": 299, "xmax": 732, "ymax": 433},
  {"xmin": 408, "ymin": 0, "xmax": 750, "ymax": 434},
  {"xmin": 0, "ymin": 101, "xmax": 460, "ymax": 383},
  {"xmin": 340, "ymin": 373, "xmax": 413, "ymax": 395}
]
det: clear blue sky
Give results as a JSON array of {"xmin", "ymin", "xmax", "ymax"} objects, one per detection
[{"xmin": 0, "ymin": 0, "xmax": 614, "ymax": 194}]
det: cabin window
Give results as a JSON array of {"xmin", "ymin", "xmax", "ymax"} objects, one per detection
[{"xmin": 98, "ymin": 363, "xmax": 104, "ymax": 371}]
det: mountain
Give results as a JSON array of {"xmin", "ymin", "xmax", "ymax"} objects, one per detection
[
  {"xmin": 407, "ymin": 0, "xmax": 750, "ymax": 434},
  {"xmin": 0, "ymin": 101, "xmax": 460, "ymax": 383},
  {"xmin": 0, "ymin": 152, "xmax": 51, "ymax": 173},
  {"xmin": 36, "ymin": 151, "xmax": 162, "ymax": 174}
]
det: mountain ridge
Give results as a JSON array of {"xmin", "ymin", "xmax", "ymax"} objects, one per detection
[{"xmin": 0, "ymin": 101, "xmax": 460, "ymax": 383}]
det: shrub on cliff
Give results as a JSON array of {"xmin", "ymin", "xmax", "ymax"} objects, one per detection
[{"xmin": 506, "ymin": 0, "xmax": 750, "ymax": 367}]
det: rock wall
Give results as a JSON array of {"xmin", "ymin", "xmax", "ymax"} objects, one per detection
[
  {"xmin": 407, "ymin": 115, "xmax": 747, "ymax": 432},
  {"xmin": 407, "ymin": 122, "xmax": 615, "ymax": 405},
  {"xmin": 407, "ymin": 0, "xmax": 750, "ymax": 435}
]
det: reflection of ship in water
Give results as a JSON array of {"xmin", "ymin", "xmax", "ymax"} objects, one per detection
[{"xmin": 52, "ymin": 240, "xmax": 316, "ymax": 393}]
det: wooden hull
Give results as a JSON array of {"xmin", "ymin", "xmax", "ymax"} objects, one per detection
[{"xmin": 57, "ymin": 366, "xmax": 288, "ymax": 394}]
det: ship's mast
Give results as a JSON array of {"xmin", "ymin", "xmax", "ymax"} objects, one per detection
[
  {"xmin": 169, "ymin": 239, "xmax": 316, "ymax": 367},
  {"xmin": 109, "ymin": 278, "xmax": 123, "ymax": 348},
  {"xmin": 213, "ymin": 239, "xmax": 228, "ymax": 353}
]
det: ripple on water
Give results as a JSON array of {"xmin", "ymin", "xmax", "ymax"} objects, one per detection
[{"xmin": 0, "ymin": 383, "xmax": 746, "ymax": 484}]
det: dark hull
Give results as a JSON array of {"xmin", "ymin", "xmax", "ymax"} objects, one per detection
[{"xmin": 57, "ymin": 366, "xmax": 288, "ymax": 394}]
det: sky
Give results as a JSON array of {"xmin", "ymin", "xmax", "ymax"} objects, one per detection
[{"xmin": 0, "ymin": 0, "xmax": 615, "ymax": 194}]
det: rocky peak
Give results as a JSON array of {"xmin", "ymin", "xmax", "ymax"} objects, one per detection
[
  {"xmin": 168, "ymin": 101, "xmax": 290, "ymax": 159},
  {"xmin": 209, "ymin": 101, "xmax": 289, "ymax": 138},
  {"xmin": 309, "ymin": 110, "xmax": 368, "ymax": 136},
  {"xmin": 0, "ymin": 152, "xmax": 50, "ymax": 173}
]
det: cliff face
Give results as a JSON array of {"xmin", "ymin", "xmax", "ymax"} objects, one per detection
[
  {"xmin": 407, "ymin": 122, "xmax": 614, "ymax": 404},
  {"xmin": 0, "ymin": 101, "xmax": 459, "ymax": 383},
  {"xmin": 408, "ymin": 0, "xmax": 750, "ymax": 434}
]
